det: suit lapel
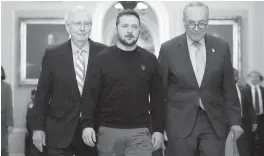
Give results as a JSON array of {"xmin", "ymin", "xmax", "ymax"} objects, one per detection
[
  {"xmin": 83, "ymin": 39, "xmax": 97, "ymax": 87},
  {"xmin": 200, "ymin": 35, "xmax": 214, "ymax": 88},
  {"xmin": 177, "ymin": 34, "xmax": 215, "ymax": 88},
  {"xmin": 60, "ymin": 39, "xmax": 101, "ymax": 97},
  {"xmin": 87, "ymin": 39, "xmax": 97, "ymax": 68},
  {"xmin": 60, "ymin": 40, "xmax": 80, "ymax": 96},
  {"xmin": 245, "ymin": 84, "xmax": 253, "ymax": 102},
  {"xmin": 260, "ymin": 86, "xmax": 264, "ymax": 103},
  {"xmin": 261, "ymin": 86, "xmax": 264, "ymax": 95},
  {"xmin": 178, "ymin": 34, "xmax": 199, "ymax": 88}
]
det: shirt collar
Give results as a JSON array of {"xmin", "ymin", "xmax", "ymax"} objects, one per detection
[
  {"xmin": 71, "ymin": 40, "xmax": 89, "ymax": 54},
  {"xmin": 186, "ymin": 34, "xmax": 205, "ymax": 47},
  {"xmin": 249, "ymin": 82, "xmax": 260, "ymax": 88}
]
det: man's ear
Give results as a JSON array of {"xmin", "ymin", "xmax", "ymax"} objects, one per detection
[
  {"xmin": 260, "ymin": 75, "xmax": 264, "ymax": 82},
  {"xmin": 65, "ymin": 22, "xmax": 70, "ymax": 33},
  {"xmin": 115, "ymin": 25, "xmax": 117, "ymax": 35},
  {"xmin": 182, "ymin": 17, "xmax": 187, "ymax": 28}
]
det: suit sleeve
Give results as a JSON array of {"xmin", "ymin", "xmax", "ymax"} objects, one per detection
[
  {"xmin": 31, "ymin": 49, "xmax": 53, "ymax": 130},
  {"xmin": 6, "ymin": 84, "xmax": 14, "ymax": 128},
  {"xmin": 222, "ymin": 43, "xmax": 242, "ymax": 127},
  {"xmin": 81, "ymin": 56, "xmax": 102, "ymax": 130},
  {"xmin": 150, "ymin": 57, "xmax": 165, "ymax": 133},
  {"xmin": 242, "ymin": 87, "xmax": 257, "ymax": 125},
  {"xmin": 158, "ymin": 45, "xmax": 169, "ymax": 94}
]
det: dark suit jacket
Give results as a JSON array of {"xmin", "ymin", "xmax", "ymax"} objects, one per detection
[
  {"xmin": 31, "ymin": 39, "xmax": 107, "ymax": 148},
  {"xmin": 243, "ymin": 84, "xmax": 264, "ymax": 128},
  {"xmin": 1, "ymin": 81, "xmax": 14, "ymax": 148},
  {"xmin": 158, "ymin": 34, "xmax": 241, "ymax": 138}
]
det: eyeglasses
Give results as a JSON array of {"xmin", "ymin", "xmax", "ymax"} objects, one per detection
[
  {"xmin": 186, "ymin": 21, "xmax": 208, "ymax": 29},
  {"xmin": 70, "ymin": 21, "xmax": 91, "ymax": 28}
]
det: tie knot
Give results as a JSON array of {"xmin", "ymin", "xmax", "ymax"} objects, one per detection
[
  {"xmin": 79, "ymin": 49, "xmax": 86, "ymax": 56},
  {"xmin": 192, "ymin": 41, "xmax": 201, "ymax": 48}
]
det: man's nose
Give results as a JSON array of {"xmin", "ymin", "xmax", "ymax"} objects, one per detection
[
  {"xmin": 194, "ymin": 25, "xmax": 199, "ymax": 32},
  {"xmin": 79, "ymin": 23, "xmax": 85, "ymax": 31},
  {"xmin": 127, "ymin": 26, "xmax": 133, "ymax": 33}
]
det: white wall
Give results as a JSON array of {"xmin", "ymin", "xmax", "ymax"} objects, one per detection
[
  {"xmin": 252, "ymin": 2, "xmax": 264, "ymax": 81},
  {"xmin": 1, "ymin": 1, "xmax": 264, "ymax": 155}
]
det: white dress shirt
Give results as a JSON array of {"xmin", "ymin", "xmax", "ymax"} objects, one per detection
[
  {"xmin": 236, "ymin": 84, "xmax": 243, "ymax": 117},
  {"xmin": 249, "ymin": 83, "xmax": 263, "ymax": 115},
  {"xmin": 186, "ymin": 35, "xmax": 206, "ymax": 109}
]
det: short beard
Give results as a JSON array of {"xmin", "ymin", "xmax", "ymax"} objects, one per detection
[{"xmin": 117, "ymin": 33, "xmax": 139, "ymax": 46}]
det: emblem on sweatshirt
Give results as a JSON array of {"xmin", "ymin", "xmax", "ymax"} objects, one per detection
[
  {"xmin": 212, "ymin": 48, "xmax": 215, "ymax": 53},
  {"xmin": 141, "ymin": 65, "xmax": 146, "ymax": 70},
  {"xmin": 28, "ymin": 103, "xmax": 34, "ymax": 109}
]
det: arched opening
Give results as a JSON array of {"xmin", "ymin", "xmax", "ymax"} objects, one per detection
[{"xmin": 91, "ymin": 1, "xmax": 170, "ymax": 57}]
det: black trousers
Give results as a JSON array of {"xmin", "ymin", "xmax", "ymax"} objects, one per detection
[
  {"xmin": 47, "ymin": 121, "xmax": 97, "ymax": 156},
  {"xmin": 256, "ymin": 115, "xmax": 264, "ymax": 156},
  {"xmin": 237, "ymin": 117, "xmax": 251, "ymax": 156},
  {"xmin": 166, "ymin": 107, "xmax": 226, "ymax": 156}
]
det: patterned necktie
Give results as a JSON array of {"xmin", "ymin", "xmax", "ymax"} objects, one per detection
[
  {"xmin": 255, "ymin": 86, "xmax": 260, "ymax": 114},
  {"xmin": 193, "ymin": 41, "xmax": 205, "ymax": 86},
  {"xmin": 76, "ymin": 50, "xmax": 85, "ymax": 95}
]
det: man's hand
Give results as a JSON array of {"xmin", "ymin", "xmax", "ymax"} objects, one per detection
[
  {"xmin": 32, "ymin": 130, "xmax": 46, "ymax": 152},
  {"xmin": 164, "ymin": 130, "xmax": 168, "ymax": 141},
  {"xmin": 252, "ymin": 124, "xmax": 258, "ymax": 132},
  {"xmin": 230, "ymin": 125, "xmax": 244, "ymax": 140},
  {"xmin": 8, "ymin": 126, "xmax": 13, "ymax": 134},
  {"xmin": 82, "ymin": 127, "xmax": 96, "ymax": 147},
  {"xmin": 152, "ymin": 132, "xmax": 164, "ymax": 151}
]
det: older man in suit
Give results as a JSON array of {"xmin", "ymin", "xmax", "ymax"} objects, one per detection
[
  {"xmin": 1, "ymin": 67, "xmax": 14, "ymax": 156},
  {"xmin": 31, "ymin": 6, "xmax": 107, "ymax": 156},
  {"xmin": 158, "ymin": 2, "xmax": 243, "ymax": 156}
]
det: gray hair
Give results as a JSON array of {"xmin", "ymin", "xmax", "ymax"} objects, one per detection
[
  {"xmin": 183, "ymin": 1, "xmax": 209, "ymax": 20},
  {"xmin": 64, "ymin": 6, "xmax": 92, "ymax": 24}
]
